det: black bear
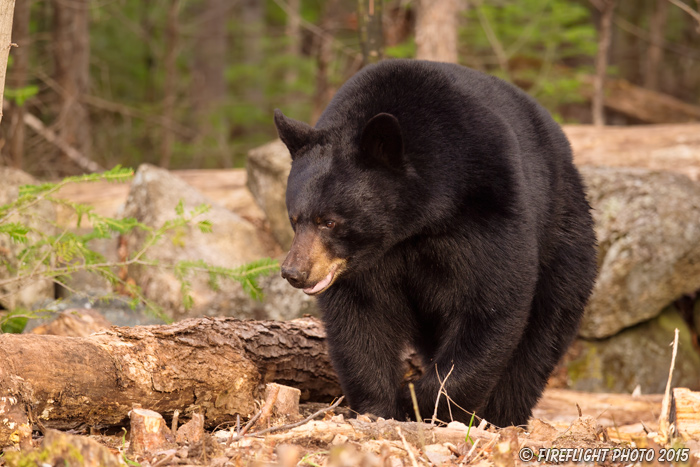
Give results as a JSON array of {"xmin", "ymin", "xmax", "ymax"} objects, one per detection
[{"xmin": 274, "ymin": 59, "xmax": 597, "ymax": 427}]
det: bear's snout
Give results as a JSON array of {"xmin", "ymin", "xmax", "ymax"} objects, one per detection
[{"xmin": 281, "ymin": 265, "xmax": 308, "ymax": 288}]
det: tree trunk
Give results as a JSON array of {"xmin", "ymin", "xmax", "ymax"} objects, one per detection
[
  {"xmin": 644, "ymin": 0, "xmax": 668, "ymax": 91},
  {"xmin": 415, "ymin": 0, "xmax": 458, "ymax": 63},
  {"xmin": 191, "ymin": 0, "xmax": 227, "ymax": 116},
  {"xmin": 52, "ymin": 0, "xmax": 91, "ymax": 166},
  {"xmin": 592, "ymin": 0, "xmax": 616, "ymax": 127},
  {"xmin": 190, "ymin": 0, "xmax": 229, "ymax": 167},
  {"xmin": 160, "ymin": 0, "xmax": 180, "ymax": 168},
  {"xmin": 0, "ymin": 317, "xmax": 339, "ymax": 435},
  {"xmin": 312, "ymin": 1, "xmax": 337, "ymax": 123},
  {"xmin": 358, "ymin": 0, "xmax": 383, "ymax": 66},
  {"xmin": 7, "ymin": 0, "xmax": 27, "ymax": 169},
  {"xmin": 141, "ymin": 2, "xmax": 156, "ymax": 105},
  {"xmin": 242, "ymin": 0, "xmax": 264, "ymax": 107},
  {"xmin": 0, "ymin": 0, "xmax": 15, "ymax": 127},
  {"xmin": 285, "ymin": 0, "xmax": 302, "ymax": 84}
]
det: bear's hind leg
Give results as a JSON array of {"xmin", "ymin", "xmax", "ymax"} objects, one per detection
[{"xmin": 479, "ymin": 240, "xmax": 596, "ymax": 427}]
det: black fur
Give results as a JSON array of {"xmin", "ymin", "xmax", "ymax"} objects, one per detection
[{"xmin": 275, "ymin": 60, "xmax": 597, "ymax": 427}]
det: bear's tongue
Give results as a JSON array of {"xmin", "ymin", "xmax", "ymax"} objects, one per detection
[{"xmin": 303, "ymin": 269, "xmax": 335, "ymax": 295}]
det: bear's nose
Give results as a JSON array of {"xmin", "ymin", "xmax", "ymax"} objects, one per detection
[{"xmin": 281, "ymin": 266, "xmax": 308, "ymax": 288}]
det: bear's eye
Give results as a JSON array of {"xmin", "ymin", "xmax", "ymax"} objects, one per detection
[{"xmin": 323, "ymin": 220, "xmax": 336, "ymax": 229}]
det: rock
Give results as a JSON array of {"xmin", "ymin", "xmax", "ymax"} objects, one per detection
[
  {"xmin": 581, "ymin": 166, "xmax": 700, "ymax": 338},
  {"xmin": 257, "ymin": 271, "xmax": 316, "ymax": 320},
  {"xmin": 0, "ymin": 167, "xmax": 55, "ymax": 311},
  {"xmin": 30, "ymin": 308, "xmax": 111, "ymax": 337},
  {"xmin": 26, "ymin": 296, "xmax": 166, "ymax": 331},
  {"xmin": 122, "ymin": 164, "xmax": 313, "ymax": 321},
  {"xmin": 247, "ymin": 140, "xmax": 294, "ymax": 249},
  {"xmin": 564, "ymin": 305, "xmax": 700, "ymax": 393}
]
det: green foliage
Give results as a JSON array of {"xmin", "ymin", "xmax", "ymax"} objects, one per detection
[
  {"xmin": 4, "ymin": 85, "xmax": 39, "ymax": 106},
  {"xmin": 385, "ymin": 37, "xmax": 417, "ymax": 59},
  {"xmin": 461, "ymin": 0, "xmax": 597, "ymax": 119},
  {"xmin": 121, "ymin": 428, "xmax": 141, "ymax": 466},
  {"xmin": 0, "ymin": 168, "xmax": 280, "ymax": 332},
  {"xmin": 0, "ymin": 310, "xmax": 29, "ymax": 333},
  {"xmin": 83, "ymin": 0, "xmax": 324, "ymax": 169},
  {"xmin": 465, "ymin": 411, "xmax": 476, "ymax": 445}
]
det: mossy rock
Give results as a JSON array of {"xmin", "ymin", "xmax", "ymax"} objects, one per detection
[{"xmin": 565, "ymin": 305, "xmax": 700, "ymax": 394}]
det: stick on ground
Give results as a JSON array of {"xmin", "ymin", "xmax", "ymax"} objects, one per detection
[{"xmin": 658, "ymin": 328, "xmax": 680, "ymax": 443}]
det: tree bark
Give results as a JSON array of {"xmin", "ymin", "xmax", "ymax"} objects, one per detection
[
  {"xmin": 285, "ymin": 0, "xmax": 302, "ymax": 84},
  {"xmin": 242, "ymin": 0, "xmax": 264, "ymax": 107},
  {"xmin": 358, "ymin": 0, "xmax": 383, "ymax": 66},
  {"xmin": 592, "ymin": 0, "xmax": 616, "ymax": 126},
  {"xmin": 311, "ymin": 0, "xmax": 337, "ymax": 123},
  {"xmin": 190, "ymin": 0, "xmax": 228, "ymax": 117},
  {"xmin": 644, "ymin": 0, "xmax": 668, "ymax": 91},
  {"xmin": 0, "ymin": 0, "xmax": 15, "ymax": 127},
  {"xmin": 52, "ymin": 0, "xmax": 91, "ymax": 165},
  {"xmin": 7, "ymin": 0, "xmax": 27, "ymax": 168},
  {"xmin": 415, "ymin": 0, "xmax": 458, "ymax": 63},
  {"xmin": 141, "ymin": 2, "xmax": 156, "ymax": 104},
  {"xmin": 0, "ymin": 317, "xmax": 339, "ymax": 435},
  {"xmin": 189, "ymin": 0, "xmax": 229, "ymax": 167},
  {"xmin": 160, "ymin": 0, "xmax": 180, "ymax": 169}
]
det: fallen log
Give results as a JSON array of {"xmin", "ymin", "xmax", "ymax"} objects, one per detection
[
  {"xmin": 575, "ymin": 73, "xmax": 700, "ymax": 124},
  {"xmin": 564, "ymin": 123, "xmax": 700, "ymax": 181},
  {"xmin": 0, "ymin": 316, "xmax": 339, "ymax": 436},
  {"xmin": 0, "ymin": 314, "xmax": 669, "ymax": 450},
  {"xmin": 599, "ymin": 78, "xmax": 700, "ymax": 124}
]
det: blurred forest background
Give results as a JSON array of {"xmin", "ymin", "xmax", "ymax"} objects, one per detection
[{"xmin": 1, "ymin": 0, "xmax": 699, "ymax": 177}]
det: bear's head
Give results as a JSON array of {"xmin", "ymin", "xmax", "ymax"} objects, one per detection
[{"xmin": 274, "ymin": 109, "xmax": 412, "ymax": 295}]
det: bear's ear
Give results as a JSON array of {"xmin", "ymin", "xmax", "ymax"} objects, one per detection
[
  {"xmin": 274, "ymin": 109, "xmax": 316, "ymax": 159},
  {"xmin": 360, "ymin": 113, "xmax": 404, "ymax": 170}
]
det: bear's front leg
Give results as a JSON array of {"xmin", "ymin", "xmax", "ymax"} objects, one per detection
[
  {"xmin": 408, "ymin": 300, "xmax": 531, "ymax": 426},
  {"xmin": 319, "ymin": 282, "xmax": 414, "ymax": 420}
]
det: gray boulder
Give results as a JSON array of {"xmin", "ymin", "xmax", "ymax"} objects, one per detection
[
  {"xmin": 247, "ymin": 140, "xmax": 294, "ymax": 249},
  {"xmin": 122, "ymin": 164, "xmax": 313, "ymax": 321},
  {"xmin": 565, "ymin": 305, "xmax": 700, "ymax": 393},
  {"xmin": 0, "ymin": 168, "xmax": 55, "ymax": 310},
  {"xmin": 580, "ymin": 166, "xmax": 700, "ymax": 338}
]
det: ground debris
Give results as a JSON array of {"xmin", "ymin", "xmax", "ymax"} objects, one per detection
[
  {"xmin": 2, "ymin": 429, "xmax": 122, "ymax": 467},
  {"xmin": 4, "ymin": 390, "xmax": 700, "ymax": 466}
]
